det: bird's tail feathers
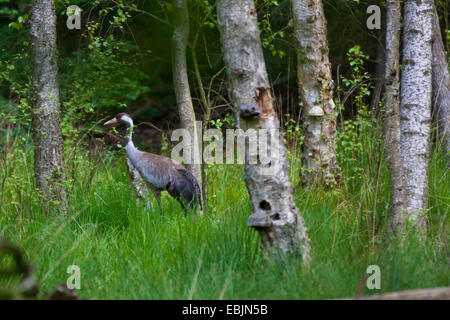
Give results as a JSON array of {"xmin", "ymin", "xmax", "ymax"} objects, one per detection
[{"xmin": 183, "ymin": 169, "xmax": 202, "ymax": 210}]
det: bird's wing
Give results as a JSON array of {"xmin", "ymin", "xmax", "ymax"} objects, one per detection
[
  {"xmin": 176, "ymin": 168, "xmax": 202, "ymax": 209},
  {"xmin": 131, "ymin": 152, "xmax": 172, "ymax": 190},
  {"xmin": 131, "ymin": 151, "xmax": 202, "ymax": 208},
  {"xmin": 164, "ymin": 166, "xmax": 202, "ymax": 209}
]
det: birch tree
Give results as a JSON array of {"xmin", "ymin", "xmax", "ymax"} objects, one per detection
[
  {"xmin": 400, "ymin": 0, "xmax": 434, "ymax": 231},
  {"xmin": 171, "ymin": 0, "xmax": 203, "ymax": 210},
  {"xmin": 29, "ymin": 0, "xmax": 67, "ymax": 211},
  {"xmin": 384, "ymin": 0, "xmax": 404, "ymax": 233},
  {"xmin": 291, "ymin": 0, "xmax": 341, "ymax": 187},
  {"xmin": 431, "ymin": 4, "xmax": 449, "ymax": 157},
  {"xmin": 216, "ymin": 0, "xmax": 310, "ymax": 260}
]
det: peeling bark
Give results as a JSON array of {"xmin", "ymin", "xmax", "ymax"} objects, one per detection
[
  {"xmin": 171, "ymin": 0, "xmax": 203, "ymax": 213},
  {"xmin": 29, "ymin": 0, "xmax": 67, "ymax": 211},
  {"xmin": 400, "ymin": 0, "xmax": 434, "ymax": 231},
  {"xmin": 291, "ymin": 0, "xmax": 341, "ymax": 187},
  {"xmin": 384, "ymin": 0, "xmax": 405, "ymax": 233},
  {"xmin": 217, "ymin": 0, "xmax": 310, "ymax": 261},
  {"xmin": 432, "ymin": 4, "xmax": 450, "ymax": 158}
]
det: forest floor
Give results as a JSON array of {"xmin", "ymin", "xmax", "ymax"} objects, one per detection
[{"xmin": 0, "ymin": 141, "xmax": 448, "ymax": 299}]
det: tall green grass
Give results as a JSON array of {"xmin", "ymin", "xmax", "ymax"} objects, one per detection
[{"xmin": 0, "ymin": 136, "xmax": 448, "ymax": 299}]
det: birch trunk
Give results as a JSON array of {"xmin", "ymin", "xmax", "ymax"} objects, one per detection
[
  {"xmin": 191, "ymin": 39, "xmax": 210, "ymax": 214},
  {"xmin": 432, "ymin": 4, "xmax": 450, "ymax": 157},
  {"xmin": 171, "ymin": 0, "xmax": 203, "ymax": 212},
  {"xmin": 216, "ymin": 0, "xmax": 310, "ymax": 260},
  {"xmin": 400, "ymin": 0, "xmax": 434, "ymax": 231},
  {"xmin": 29, "ymin": 0, "xmax": 67, "ymax": 211},
  {"xmin": 384, "ymin": 0, "xmax": 405, "ymax": 233},
  {"xmin": 291, "ymin": 0, "xmax": 341, "ymax": 187}
]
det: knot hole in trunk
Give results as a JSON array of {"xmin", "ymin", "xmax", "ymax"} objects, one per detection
[{"xmin": 259, "ymin": 200, "xmax": 271, "ymax": 211}]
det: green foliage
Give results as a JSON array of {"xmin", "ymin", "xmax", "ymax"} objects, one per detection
[
  {"xmin": 0, "ymin": 24, "xmax": 32, "ymax": 138},
  {"xmin": 283, "ymin": 113, "xmax": 304, "ymax": 145},
  {"xmin": 8, "ymin": 14, "xmax": 28, "ymax": 30},
  {"xmin": 197, "ymin": 0, "xmax": 217, "ymax": 29},
  {"xmin": 206, "ymin": 112, "xmax": 236, "ymax": 191},
  {"xmin": 57, "ymin": 6, "xmax": 149, "ymax": 148},
  {"xmin": 0, "ymin": 135, "xmax": 448, "ymax": 298},
  {"xmin": 0, "ymin": 0, "xmax": 448, "ymax": 300},
  {"xmin": 0, "ymin": 0, "xmax": 26, "ymax": 20},
  {"xmin": 60, "ymin": 22, "xmax": 149, "ymax": 116},
  {"xmin": 0, "ymin": 0, "xmax": 149, "ymax": 154},
  {"xmin": 336, "ymin": 45, "xmax": 380, "ymax": 185},
  {"xmin": 209, "ymin": 112, "xmax": 235, "ymax": 131},
  {"xmin": 160, "ymin": 133, "xmax": 170, "ymax": 157},
  {"xmin": 209, "ymin": 118, "xmax": 223, "ymax": 131},
  {"xmin": 256, "ymin": 0, "xmax": 286, "ymax": 59}
]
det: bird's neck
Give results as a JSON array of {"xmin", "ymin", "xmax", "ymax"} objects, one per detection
[{"xmin": 124, "ymin": 120, "xmax": 135, "ymax": 150}]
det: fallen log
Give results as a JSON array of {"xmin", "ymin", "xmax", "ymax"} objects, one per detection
[{"xmin": 354, "ymin": 287, "xmax": 450, "ymax": 300}]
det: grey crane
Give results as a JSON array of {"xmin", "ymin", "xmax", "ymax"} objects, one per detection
[{"xmin": 104, "ymin": 113, "xmax": 202, "ymax": 213}]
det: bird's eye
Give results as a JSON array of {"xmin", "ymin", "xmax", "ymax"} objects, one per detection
[{"xmin": 117, "ymin": 113, "xmax": 125, "ymax": 119}]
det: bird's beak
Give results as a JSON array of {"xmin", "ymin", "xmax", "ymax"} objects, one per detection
[{"xmin": 104, "ymin": 118, "xmax": 119, "ymax": 126}]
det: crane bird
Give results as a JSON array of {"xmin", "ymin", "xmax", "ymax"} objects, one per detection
[{"xmin": 104, "ymin": 113, "xmax": 202, "ymax": 213}]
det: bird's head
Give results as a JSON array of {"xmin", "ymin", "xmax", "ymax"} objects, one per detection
[{"xmin": 104, "ymin": 113, "xmax": 133, "ymax": 128}]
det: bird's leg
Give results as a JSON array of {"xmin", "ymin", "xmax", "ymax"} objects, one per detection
[
  {"xmin": 126, "ymin": 158, "xmax": 152, "ymax": 209},
  {"xmin": 151, "ymin": 189, "xmax": 163, "ymax": 215},
  {"xmin": 177, "ymin": 198, "xmax": 188, "ymax": 217},
  {"xmin": 145, "ymin": 198, "xmax": 153, "ymax": 211}
]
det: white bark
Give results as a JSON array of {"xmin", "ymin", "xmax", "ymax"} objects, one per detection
[
  {"xmin": 216, "ymin": 0, "xmax": 310, "ymax": 260},
  {"xmin": 29, "ymin": 0, "xmax": 67, "ymax": 211},
  {"xmin": 384, "ymin": 0, "xmax": 405, "ymax": 233},
  {"xmin": 400, "ymin": 0, "xmax": 434, "ymax": 230},
  {"xmin": 291, "ymin": 0, "xmax": 341, "ymax": 186},
  {"xmin": 171, "ymin": 0, "xmax": 203, "ymax": 212}
]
